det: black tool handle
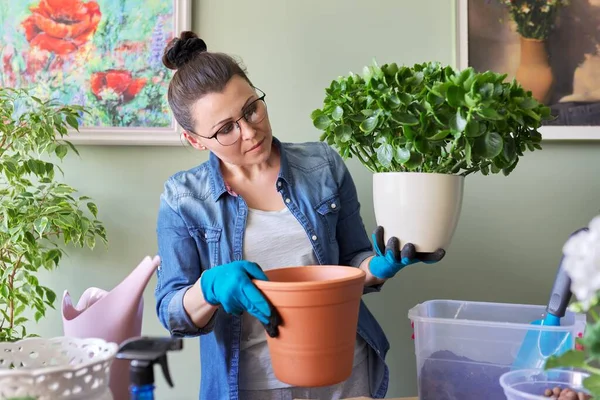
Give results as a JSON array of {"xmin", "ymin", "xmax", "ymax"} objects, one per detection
[
  {"xmin": 547, "ymin": 227, "xmax": 589, "ymax": 317},
  {"xmin": 547, "ymin": 255, "xmax": 572, "ymax": 318}
]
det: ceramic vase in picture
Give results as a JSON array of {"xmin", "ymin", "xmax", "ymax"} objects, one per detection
[{"xmin": 372, "ymin": 172, "xmax": 465, "ymax": 253}]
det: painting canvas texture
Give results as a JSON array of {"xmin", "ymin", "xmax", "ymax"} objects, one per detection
[
  {"xmin": 467, "ymin": 0, "xmax": 600, "ymax": 127},
  {"xmin": 0, "ymin": 0, "xmax": 176, "ymax": 131}
]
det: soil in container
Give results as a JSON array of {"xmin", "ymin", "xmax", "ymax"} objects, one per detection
[{"xmin": 419, "ymin": 350, "xmax": 509, "ymax": 400}]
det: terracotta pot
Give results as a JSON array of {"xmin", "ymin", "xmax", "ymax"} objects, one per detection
[
  {"xmin": 253, "ymin": 265, "xmax": 365, "ymax": 387},
  {"xmin": 516, "ymin": 36, "xmax": 553, "ymax": 104},
  {"xmin": 372, "ymin": 172, "xmax": 464, "ymax": 253}
]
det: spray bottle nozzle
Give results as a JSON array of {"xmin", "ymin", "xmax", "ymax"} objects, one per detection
[{"xmin": 116, "ymin": 336, "xmax": 183, "ymax": 389}]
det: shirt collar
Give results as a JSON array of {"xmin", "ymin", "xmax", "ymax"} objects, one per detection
[{"xmin": 208, "ymin": 136, "xmax": 292, "ymax": 202}]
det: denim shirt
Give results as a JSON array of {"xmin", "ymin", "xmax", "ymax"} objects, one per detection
[{"xmin": 154, "ymin": 137, "xmax": 390, "ymax": 400}]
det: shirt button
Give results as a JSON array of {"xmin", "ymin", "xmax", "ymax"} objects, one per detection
[
  {"xmin": 330, "ymin": 203, "xmax": 337, "ymax": 209},
  {"xmin": 311, "ymin": 235, "xmax": 317, "ymax": 241},
  {"xmin": 285, "ymin": 198, "xmax": 291, "ymax": 203},
  {"xmin": 277, "ymin": 181, "xmax": 282, "ymax": 187},
  {"xmin": 204, "ymin": 233, "xmax": 208, "ymax": 238}
]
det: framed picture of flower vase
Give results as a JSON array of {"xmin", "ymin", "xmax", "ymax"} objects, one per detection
[
  {"xmin": 0, "ymin": 0, "xmax": 192, "ymax": 145},
  {"xmin": 456, "ymin": 0, "xmax": 600, "ymax": 140}
]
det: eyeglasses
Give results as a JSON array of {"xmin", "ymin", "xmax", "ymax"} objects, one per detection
[{"xmin": 195, "ymin": 88, "xmax": 268, "ymax": 146}]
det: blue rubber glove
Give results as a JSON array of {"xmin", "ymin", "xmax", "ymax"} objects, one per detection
[
  {"xmin": 200, "ymin": 260, "xmax": 281, "ymax": 337},
  {"xmin": 368, "ymin": 226, "xmax": 446, "ymax": 280}
]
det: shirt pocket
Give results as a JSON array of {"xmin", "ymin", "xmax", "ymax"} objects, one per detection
[
  {"xmin": 189, "ymin": 226, "xmax": 222, "ymax": 269},
  {"xmin": 315, "ymin": 194, "xmax": 341, "ymax": 243}
]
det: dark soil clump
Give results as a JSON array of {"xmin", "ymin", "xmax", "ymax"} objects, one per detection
[{"xmin": 419, "ymin": 350, "xmax": 509, "ymax": 400}]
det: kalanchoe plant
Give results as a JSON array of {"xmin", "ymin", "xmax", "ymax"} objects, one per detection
[
  {"xmin": 311, "ymin": 60, "xmax": 551, "ymax": 176},
  {"xmin": 0, "ymin": 87, "xmax": 107, "ymax": 342}
]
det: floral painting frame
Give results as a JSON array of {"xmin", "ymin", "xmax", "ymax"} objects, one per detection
[
  {"xmin": 456, "ymin": 0, "xmax": 600, "ymax": 140},
  {"xmin": 0, "ymin": 0, "xmax": 192, "ymax": 145}
]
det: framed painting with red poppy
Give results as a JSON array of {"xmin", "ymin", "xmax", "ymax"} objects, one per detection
[{"xmin": 0, "ymin": 0, "xmax": 192, "ymax": 145}]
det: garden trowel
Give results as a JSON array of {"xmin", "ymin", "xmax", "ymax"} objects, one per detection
[{"xmin": 512, "ymin": 229, "xmax": 587, "ymax": 370}]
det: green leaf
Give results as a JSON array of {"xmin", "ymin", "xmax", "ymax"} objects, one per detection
[
  {"xmin": 34, "ymin": 217, "xmax": 49, "ymax": 236},
  {"xmin": 55, "ymin": 144, "xmax": 68, "ymax": 160},
  {"xmin": 428, "ymin": 130, "xmax": 451, "ymax": 141},
  {"xmin": 394, "ymin": 147, "xmax": 410, "ymax": 164},
  {"xmin": 447, "ymin": 85, "xmax": 465, "ymax": 107},
  {"xmin": 376, "ymin": 144, "xmax": 393, "ymax": 168},
  {"xmin": 501, "ymin": 136, "xmax": 517, "ymax": 165},
  {"xmin": 583, "ymin": 375, "xmax": 600, "ymax": 397},
  {"xmin": 517, "ymin": 97, "xmax": 539, "ymax": 110},
  {"xmin": 581, "ymin": 320, "xmax": 600, "ymax": 358},
  {"xmin": 87, "ymin": 202, "xmax": 98, "ymax": 218},
  {"xmin": 402, "ymin": 125, "xmax": 415, "ymax": 140},
  {"xmin": 413, "ymin": 137, "xmax": 429, "ymax": 154},
  {"xmin": 65, "ymin": 115, "xmax": 79, "ymax": 130},
  {"xmin": 477, "ymin": 108, "xmax": 503, "ymax": 120},
  {"xmin": 44, "ymin": 288, "xmax": 56, "ymax": 304},
  {"xmin": 465, "ymin": 120, "xmax": 483, "ymax": 137},
  {"xmin": 450, "ymin": 110, "xmax": 467, "ymax": 133},
  {"xmin": 464, "ymin": 93, "xmax": 478, "ymax": 108},
  {"xmin": 0, "ymin": 285, "xmax": 8, "ymax": 299},
  {"xmin": 313, "ymin": 115, "xmax": 331, "ymax": 130},
  {"xmin": 332, "ymin": 106, "xmax": 344, "ymax": 121},
  {"xmin": 404, "ymin": 151, "xmax": 423, "ymax": 169},
  {"xmin": 391, "ymin": 112, "xmax": 419, "ymax": 126},
  {"xmin": 360, "ymin": 116, "xmax": 379, "ymax": 133},
  {"xmin": 473, "ymin": 131, "xmax": 503, "ymax": 159},
  {"xmin": 34, "ymin": 311, "xmax": 44, "ymax": 322},
  {"xmin": 544, "ymin": 349, "xmax": 586, "ymax": 370}
]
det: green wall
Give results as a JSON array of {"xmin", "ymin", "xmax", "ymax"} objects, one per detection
[{"xmin": 34, "ymin": 1, "xmax": 600, "ymax": 398}]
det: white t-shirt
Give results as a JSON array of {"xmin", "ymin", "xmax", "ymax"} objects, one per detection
[{"xmin": 238, "ymin": 206, "xmax": 368, "ymax": 391}]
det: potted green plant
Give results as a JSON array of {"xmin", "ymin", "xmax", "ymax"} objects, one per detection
[
  {"xmin": 0, "ymin": 87, "xmax": 107, "ymax": 342},
  {"xmin": 311, "ymin": 60, "xmax": 550, "ymax": 252}
]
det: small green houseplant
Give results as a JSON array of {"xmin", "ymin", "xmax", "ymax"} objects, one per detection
[
  {"xmin": 0, "ymin": 87, "xmax": 107, "ymax": 342},
  {"xmin": 311, "ymin": 60, "xmax": 551, "ymax": 252}
]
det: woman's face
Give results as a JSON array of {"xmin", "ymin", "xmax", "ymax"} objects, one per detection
[{"xmin": 184, "ymin": 75, "xmax": 273, "ymax": 167}]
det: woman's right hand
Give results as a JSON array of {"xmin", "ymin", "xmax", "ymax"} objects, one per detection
[{"xmin": 200, "ymin": 260, "xmax": 281, "ymax": 337}]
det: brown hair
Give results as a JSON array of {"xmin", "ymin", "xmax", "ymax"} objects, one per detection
[{"xmin": 162, "ymin": 31, "xmax": 252, "ymax": 133}]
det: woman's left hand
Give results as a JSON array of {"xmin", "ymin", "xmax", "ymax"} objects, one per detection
[{"xmin": 368, "ymin": 226, "xmax": 446, "ymax": 280}]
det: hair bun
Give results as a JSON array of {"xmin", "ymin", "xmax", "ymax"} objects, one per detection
[{"xmin": 163, "ymin": 31, "xmax": 208, "ymax": 70}]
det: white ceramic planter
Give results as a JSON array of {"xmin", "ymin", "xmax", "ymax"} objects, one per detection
[{"xmin": 372, "ymin": 172, "xmax": 465, "ymax": 253}]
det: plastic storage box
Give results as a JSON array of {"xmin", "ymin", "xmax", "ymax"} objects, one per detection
[{"xmin": 407, "ymin": 299, "xmax": 586, "ymax": 400}]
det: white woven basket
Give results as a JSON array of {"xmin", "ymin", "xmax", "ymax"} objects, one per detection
[{"xmin": 0, "ymin": 337, "xmax": 118, "ymax": 400}]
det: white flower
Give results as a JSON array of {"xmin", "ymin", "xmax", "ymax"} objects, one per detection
[{"xmin": 562, "ymin": 215, "xmax": 600, "ymax": 311}]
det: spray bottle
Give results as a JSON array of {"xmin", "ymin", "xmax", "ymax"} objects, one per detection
[{"xmin": 116, "ymin": 336, "xmax": 183, "ymax": 399}]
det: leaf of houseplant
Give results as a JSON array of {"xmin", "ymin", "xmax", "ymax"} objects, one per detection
[
  {"xmin": 360, "ymin": 116, "xmax": 378, "ymax": 133},
  {"xmin": 376, "ymin": 143, "xmax": 393, "ymax": 168},
  {"xmin": 334, "ymin": 125, "xmax": 353, "ymax": 143},
  {"xmin": 392, "ymin": 112, "xmax": 419, "ymax": 126},
  {"xmin": 313, "ymin": 115, "xmax": 331, "ymax": 130},
  {"xmin": 394, "ymin": 147, "xmax": 410, "ymax": 164},
  {"xmin": 332, "ymin": 106, "xmax": 344, "ymax": 121},
  {"xmin": 583, "ymin": 375, "xmax": 600, "ymax": 398},
  {"xmin": 473, "ymin": 131, "xmax": 503, "ymax": 159},
  {"xmin": 544, "ymin": 349, "xmax": 586, "ymax": 370},
  {"xmin": 450, "ymin": 110, "xmax": 467, "ymax": 133},
  {"xmin": 447, "ymin": 85, "xmax": 465, "ymax": 107},
  {"xmin": 581, "ymin": 320, "xmax": 600, "ymax": 360},
  {"xmin": 311, "ymin": 60, "xmax": 549, "ymax": 175}
]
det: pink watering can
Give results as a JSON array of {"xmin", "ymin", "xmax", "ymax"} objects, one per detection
[{"xmin": 61, "ymin": 255, "xmax": 161, "ymax": 400}]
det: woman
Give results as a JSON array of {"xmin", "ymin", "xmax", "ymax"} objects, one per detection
[{"xmin": 154, "ymin": 31, "xmax": 445, "ymax": 400}]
